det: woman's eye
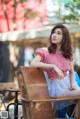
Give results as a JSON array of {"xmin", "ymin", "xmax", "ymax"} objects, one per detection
[
  {"xmin": 57, "ymin": 32, "xmax": 60, "ymax": 34},
  {"xmin": 57, "ymin": 32, "xmax": 62, "ymax": 35}
]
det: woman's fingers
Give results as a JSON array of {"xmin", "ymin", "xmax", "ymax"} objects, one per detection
[
  {"xmin": 69, "ymin": 86, "xmax": 76, "ymax": 90},
  {"xmin": 53, "ymin": 66, "xmax": 64, "ymax": 79}
]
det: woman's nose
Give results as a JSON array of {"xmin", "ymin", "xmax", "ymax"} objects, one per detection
[{"xmin": 53, "ymin": 34, "xmax": 56, "ymax": 37}]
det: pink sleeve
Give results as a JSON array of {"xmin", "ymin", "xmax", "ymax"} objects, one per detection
[{"xmin": 35, "ymin": 48, "xmax": 46, "ymax": 61}]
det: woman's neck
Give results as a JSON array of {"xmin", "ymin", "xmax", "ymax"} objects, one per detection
[{"xmin": 56, "ymin": 44, "xmax": 61, "ymax": 51}]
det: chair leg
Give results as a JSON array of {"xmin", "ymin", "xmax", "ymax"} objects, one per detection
[
  {"xmin": 74, "ymin": 101, "xmax": 80, "ymax": 118},
  {"xmin": 53, "ymin": 101, "xmax": 56, "ymax": 118},
  {"xmin": 78, "ymin": 100, "xmax": 80, "ymax": 118},
  {"xmin": 70, "ymin": 106, "xmax": 76, "ymax": 118},
  {"xmin": 66, "ymin": 104, "xmax": 76, "ymax": 118}
]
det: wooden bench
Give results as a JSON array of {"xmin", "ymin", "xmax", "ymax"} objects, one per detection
[{"xmin": 17, "ymin": 66, "xmax": 80, "ymax": 119}]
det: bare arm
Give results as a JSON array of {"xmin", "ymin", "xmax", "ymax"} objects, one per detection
[
  {"xmin": 30, "ymin": 55, "xmax": 64, "ymax": 79},
  {"xmin": 30, "ymin": 55, "xmax": 54, "ymax": 68},
  {"xmin": 69, "ymin": 62, "xmax": 78, "ymax": 90}
]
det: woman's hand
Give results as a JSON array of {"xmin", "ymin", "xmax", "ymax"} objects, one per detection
[
  {"xmin": 69, "ymin": 84, "xmax": 78, "ymax": 90},
  {"xmin": 52, "ymin": 65, "xmax": 64, "ymax": 79},
  {"xmin": 69, "ymin": 62, "xmax": 78, "ymax": 90}
]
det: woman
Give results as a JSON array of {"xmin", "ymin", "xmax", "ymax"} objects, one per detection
[{"xmin": 30, "ymin": 24, "xmax": 80, "ymax": 118}]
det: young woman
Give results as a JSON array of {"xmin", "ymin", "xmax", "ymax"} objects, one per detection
[{"xmin": 30, "ymin": 24, "xmax": 80, "ymax": 118}]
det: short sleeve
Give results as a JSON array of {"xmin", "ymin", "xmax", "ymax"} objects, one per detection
[{"xmin": 35, "ymin": 48, "xmax": 46, "ymax": 61}]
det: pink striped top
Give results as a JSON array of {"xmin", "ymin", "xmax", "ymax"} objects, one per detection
[{"xmin": 35, "ymin": 48, "xmax": 73, "ymax": 80}]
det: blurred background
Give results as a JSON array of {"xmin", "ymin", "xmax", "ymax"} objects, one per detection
[{"xmin": 0, "ymin": 0, "xmax": 80, "ymax": 83}]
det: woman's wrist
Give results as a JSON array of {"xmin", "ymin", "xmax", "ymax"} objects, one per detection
[
  {"xmin": 70, "ymin": 82, "xmax": 77, "ymax": 88},
  {"xmin": 71, "ymin": 83, "xmax": 75, "ymax": 87},
  {"xmin": 52, "ymin": 64, "xmax": 56, "ymax": 69}
]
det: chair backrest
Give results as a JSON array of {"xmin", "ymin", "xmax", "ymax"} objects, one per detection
[
  {"xmin": 17, "ymin": 66, "xmax": 53, "ymax": 119},
  {"xmin": 20, "ymin": 66, "xmax": 50, "ymax": 100}
]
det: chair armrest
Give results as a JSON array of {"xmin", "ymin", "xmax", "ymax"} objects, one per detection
[
  {"xmin": 21, "ymin": 98, "xmax": 32, "ymax": 102},
  {"xmin": 21, "ymin": 96, "xmax": 80, "ymax": 103},
  {"xmin": 51, "ymin": 96, "xmax": 80, "ymax": 101}
]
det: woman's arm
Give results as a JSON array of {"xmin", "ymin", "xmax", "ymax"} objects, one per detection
[
  {"xmin": 30, "ymin": 55, "xmax": 64, "ymax": 79},
  {"xmin": 69, "ymin": 62, "xmax": 78, "ymax": 90},
  {"xmin": 30, "ymin": 55, "xmax": 55, "ymax": 68}
]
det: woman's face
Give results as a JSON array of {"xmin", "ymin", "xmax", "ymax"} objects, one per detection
[{"xmin": 51, "ymin": 28, "xmax": 63, "ymax": 45}]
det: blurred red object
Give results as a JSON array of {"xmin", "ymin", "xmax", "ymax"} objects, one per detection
[{"xmin": 0, "ymin": 0, "xmax": 48, "ymax": 32}]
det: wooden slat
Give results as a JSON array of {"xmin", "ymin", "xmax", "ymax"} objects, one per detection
[{"xmin": 21, "ymin": 67, "xmax": 50, "ymax": 100}]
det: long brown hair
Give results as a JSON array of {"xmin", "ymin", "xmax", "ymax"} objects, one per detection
[{"xmin": 48, "ymin": 24, "xmax": 73, "ymax": 58}]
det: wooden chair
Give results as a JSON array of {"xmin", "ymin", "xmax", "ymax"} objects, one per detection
[{"xmin": 17, "ymin": 66, "xmax": 80, "ymax": 119}]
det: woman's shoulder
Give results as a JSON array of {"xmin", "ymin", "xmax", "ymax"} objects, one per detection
[
  {"xmin": 37, "ymin": 47, "xmax": 48, "ymax": 51},
  {"xmin": 41, "ymin": 47, "xmax": 48, "ymax": 51},
  {"xmin": 35, "ymin": 47, "xmax": 48, "ymax": 56},
  {"xmin": 35, "ymin": 47, "xmax": 48, "ymax": 59},
  {"xmin": 36, "ymin": 47, "xmax": 48, "ymax": 52}
]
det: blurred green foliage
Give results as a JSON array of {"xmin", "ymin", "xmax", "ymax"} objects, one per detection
[{"xmin": 62, "ymin": 0, "xmax": 80, "ymax": 23}]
